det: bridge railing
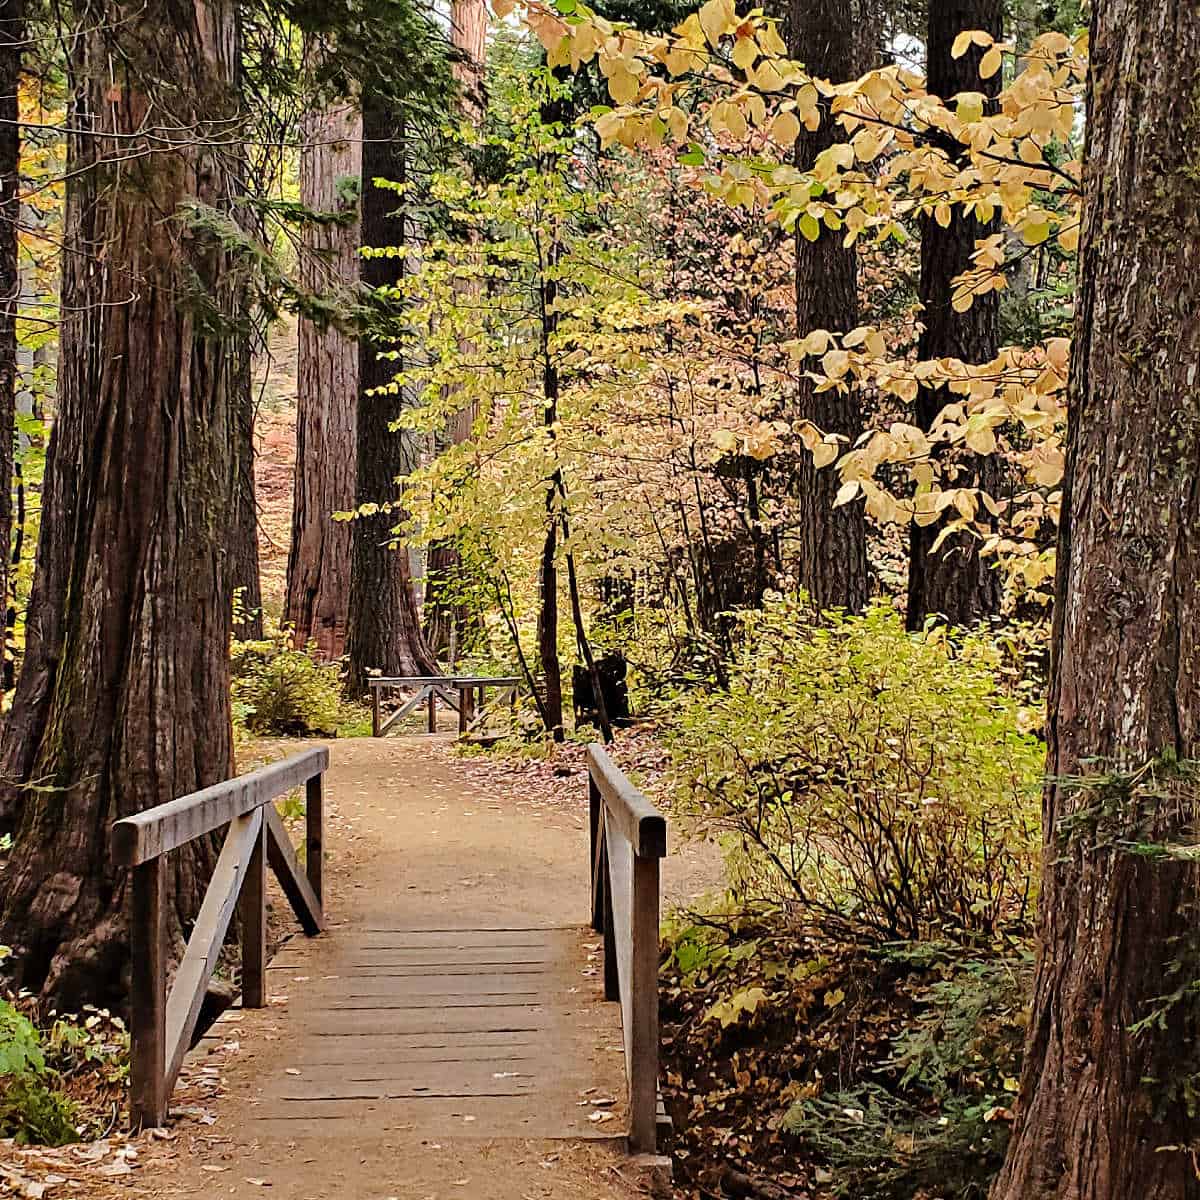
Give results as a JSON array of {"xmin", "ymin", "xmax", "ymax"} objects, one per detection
[
  {"xmin": 112, "ymin": 747, "xmax": 329, "ymax": 1129},
  {"xmin": 587, "ymin": 743, "xmax": 668, "ymax": 1155},
  {"xmin": 370, "ymin": 675, "xmax": 521, "ymax": 737}
]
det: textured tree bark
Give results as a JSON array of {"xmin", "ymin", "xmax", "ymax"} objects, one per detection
[
  {"xmin": 536, "ymin": 517, "xmax": 564, "ymax": 740},
  {"xmin": 345, "ymin": 91, "xmax": 435, "ymax": 693},
  {"xmin": 0, "ymin": 0, "xmax": 20, "ymax": 696},
  {"xmin": 0, "ymin": 0, "xmax": 239, "ymax": 1010},
  {"xmin": 231, "ymin": 342, "xmax": 264, "ymax": 641},
  {"xmin": 786, "ymin": 0, "xmax": 868, "ymax": 613},
  {"xmin": 991, "ymin": 4, "xmax": 1200, "ymax": 1197},
  {"xmin": 286, "ymin": 95, "xmax": 360, "ymax": 659},
  {"xmin": 425, "ymin": 0, "xmax": 488, "ymax": 658},
  {"xmin": 535, "ymin": 231, "xmax": 565, "ymax": 741},
  {"xmin": 449, "ymin": 0, "xmax": 487, "ymax": 124},
  {"xmin": 906, "ymin": 0, "xmax": 1003, "ymax": 631}
]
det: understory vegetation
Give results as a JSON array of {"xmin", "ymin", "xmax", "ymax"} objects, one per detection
[
  {"xmin": 0, "ymin": 987, "xmax": 128, "ymax": 1146},
  {"xmin": 645, "ymin": 596, "xmax": 1043, "ymax": 1198},
  {"xmin": 666, "ymin": 599, "xmax": 1043, "ymax": 942},
  {"xmin": 660, "ymin": 919, "xmax": 1029, "ymax": 1199}
]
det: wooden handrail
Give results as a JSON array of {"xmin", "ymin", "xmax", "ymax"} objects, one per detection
[
  {"xmin": 370, "ymin": 676, "xmax": 520, "ymax": 738},
  {"xmin": 587, "ymin": 744, "xmax": 668, "ymax": 1156},
  {"xmin": 369, "ymin": 675, "xmax": 522, "ymax": 687},
  {"xmin": 113, "ymin": 747, "xmax": 329, "ymax": 1129}
]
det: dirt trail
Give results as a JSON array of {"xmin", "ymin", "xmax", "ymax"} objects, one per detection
[{"xmin": 139, "ymin": 737, "xmax": 669, "ymax": 1200}]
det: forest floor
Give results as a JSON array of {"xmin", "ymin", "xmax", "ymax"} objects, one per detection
[{"xmin": 2, "ymin": 735, "xmax": 720, "ymax": 1200}]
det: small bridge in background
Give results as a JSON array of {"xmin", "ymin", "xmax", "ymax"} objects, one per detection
[{"xmin": 112, "ymin": 739, "xmax": 671, "ymax": 1165}]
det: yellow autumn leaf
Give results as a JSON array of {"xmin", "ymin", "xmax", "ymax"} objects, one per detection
[
  {"xmin": 1022, "ymin": 218, "xmax": 1052, "ymax": 246},
  {"xmin": 951, "ymin": 28, "xmax": 994, "ymax": 58},
  {"xmin": 812, "ymin": 440, "xmax": 840, "ymax": 469},
  {"xmin": 965, "ymin": 424, "xmax": 997, "ymax": 455},
  {"xmin": 608, "ymin": 65, "xmax": 640, "ymax": 106},
  {"xmin": 956, "ymin": 91, "xmax": 986, "ymax": 124},
  {"xmin": 851, "ymin": 128, "xmax": 881, "ymax": 162},
  {"xmin": 731, "ymin": 33, "xmax": 758, "ymax": 71},
  {"xmin": 698, "ymin": 0, "xmax": 735, "ymax": 47},
  {"xmin": 771, "ymin": 110, "xmax": 800, "ymax": 147},
  {"xmin": 751, "ymin": 58, "xmax": 786, "ymax": 92},
  {"xmin": 757, "ymin": 21, "xmax": 787, "ymax": 57},
  {"xmin": 793, "ymin": 328, "xmax": 834, "ymax": 357}
]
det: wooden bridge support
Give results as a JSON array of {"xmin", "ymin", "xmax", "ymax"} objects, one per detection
[
  {"xmin": 115, "ymin": 748, "xmax": 329, "ymax": 1129},
  {"xmin": 587, "ymin": 744, "xmax": 669, "ymax": 1156}
]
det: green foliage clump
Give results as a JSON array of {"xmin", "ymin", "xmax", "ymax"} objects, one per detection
[
  {"xmin": 0, "ymin": 1076, "xmax": 78, "ymax": 1146},
  {"xmin": 782, "ymin": 948, "xmax": 1030, "ymax": 1200},
  {"xmin": 0, "ymin": 999, "xmax": 44, "ymax": 1077},
  {"xmin": 232, "ymin": 632, "xmax": 343, "ymax": 737},
  {"xmin": 667, "ymin": 597, "xmax": 1044, "ymax": 942},
  {"xmin": 0, "ymin": 997, "xmax": 78, "ymax": 1145}
]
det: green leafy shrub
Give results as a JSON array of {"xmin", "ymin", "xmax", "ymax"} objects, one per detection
[
  {"xmin": 0, "ymin": 1077, "xmax": 78, "ymax": 1146},
  {"xmin": 0, "ymin": 999, "xmax": 44, "ymax": 1076},
  {"xmin": 667, "ymin": 597, "xmax": 1043, "ymax": 941},
  {"xmin": 232, "ymin": 633, "xmax": 342, "ymax": 737},
  {"xmin": 782, "ymin": 947, "xmax": 1031, "ymax": 1200},
  {"xmin": 0, "ymin": 997, "xmax": 81, "ymax": 1145}
]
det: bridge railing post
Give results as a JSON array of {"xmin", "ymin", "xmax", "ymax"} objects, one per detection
[
  {"xmin": 630, "ymin": 851, "xmax": 661, "ymax": 1154},
  {"xmin": 586, "ymin": 744, "xmax": 669, "ymax": 1158},
  {"xmin": 306, "ymin": 771, "xmax": 324, "ymax": 907},
  {"xmin": 129, "ymin": 857, "xmax": 168, "ymax": 1129},
  {"xmin": 589, "ymin": 774, "xmax": 603, "ymax": 933},
  {"xmin": 241, "ymin": 818, "xmax": 268, "ymax": 1009}
]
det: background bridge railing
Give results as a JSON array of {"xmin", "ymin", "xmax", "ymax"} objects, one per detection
[
  {"xmin": 587, "ymin": 743, "xmax": 668, "ymax": 1155},
  {"xmin": 369, "ymin": 675, "xmax": 520, "ymax": 738},
  {"xmin": 112, "ymin": 747, "xmax": 328, "ymax": 1129}
]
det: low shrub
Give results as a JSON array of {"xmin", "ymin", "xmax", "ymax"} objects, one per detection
[
  {"xmin": 666, "ymin": 597, "xmax": 1044, "ymax": 942},
  {"xmin": 658, "ymin": 913, "xmax": 1031, "ymax": 1200},
  {"xmin": 782, "ymin": 946, "xmax": 1030, "ymax": 1199},
  {"xmin": 232, "ymin": 631, "xmax": 342, "ymax": 737},
  {"xmin": 0, "ymin": 1076, "xmax": 77, "ymax": 1146},
  {"xmin": 0, "ymin": 996, "xmax": 126, "ymax": 1145}
]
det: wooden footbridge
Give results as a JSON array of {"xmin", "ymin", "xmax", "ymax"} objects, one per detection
[{"xmin": 111, "ymin": 738, "xmax": 671, "ymax": 1167}]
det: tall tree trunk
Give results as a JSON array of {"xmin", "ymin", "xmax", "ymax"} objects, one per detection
[
  {"xmin": 449, "ymin": 0, "xmax": 487, "ymax": 124},
  {"xmin": 286, "ymin": 95, "xmax": 359, "ymax": 659},
  {"xmin": 0, "ymin": 0, "xmax": 20, "ymax": 700},
  {"xmin": 424, "ymin": 0, "xmax": 488, "ymax": 660},
  {"xmin": 906, "ymin": 0, "xmax": 1003, "ymax": 631},
  {"xmin": 536, "ymin": 516, "xmax": 563, "ymax": 740},
  {"xmin": 992, "ymin": 5, "xmax": 1200, "ymax": 1198},
  {"xmin": 231, "ymin": 342, "xmax": 264, "ymax": 640},
  {"xmin": 0, "ymin": 0, "xmax": 240, "ymax": 1011},
  {"xmin": 345, "ymin": 91, "xmax": 435, "ymax": 692},
  {"xmin": 787, "ymin": 0, "xmax": 869, "ymax": 613}
]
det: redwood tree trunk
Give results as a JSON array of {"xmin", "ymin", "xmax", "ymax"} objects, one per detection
[
  {"xmin": 0, "ymin": 0, "xmax": 239, "ymax": 1011},
  {"xmin": 231, "ymin": 342, "xmax": 264, "ymax": 640},
  {"xmin": 424, "ymin": 0, "xmax": 488, "ymax": 659},
  {"xmin": 0, "ymin": 0, "xmax": 20, "ymax": 694},
  {"xmin": 787, "ymin": 0, "xmax": 868, "ymax": 613},
  {"xmin": 450, "ymin": 0, "xmax": 487, "ymax": 123},
  {"xmin": 992, "ymin": 5, "xmax": 1200, "ymax": 1197},
  {"xmin": 906, "ymin": 0, "xmax": 1003, "ymax": 631},
  {"xmin": 345, "ymin": 91, "xmax": 435, "ymax": 692},
  {"xmin": 286, "ymin": 95, "xmax": 360, "ymax": 659}
]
